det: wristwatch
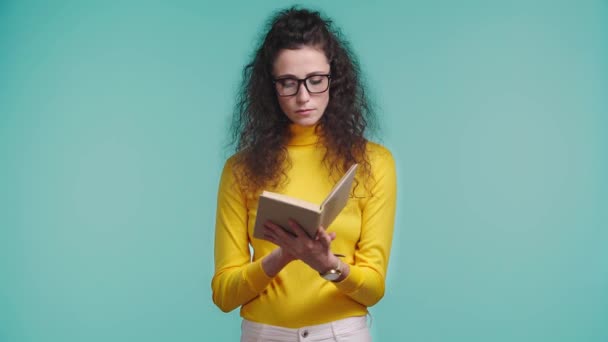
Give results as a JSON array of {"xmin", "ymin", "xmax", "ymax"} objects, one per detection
[{"xmin": 320, "ymin": 259, "xmax": 343, "ymax": 281}]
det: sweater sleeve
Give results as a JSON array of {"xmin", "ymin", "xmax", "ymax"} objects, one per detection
[
  {"xmin": 333, "ymin": 146, "xmax": 397, "ymax": 306},
  {"xmin": 211, "ymin": 158, "xmax": 272, "ymax": 312}
]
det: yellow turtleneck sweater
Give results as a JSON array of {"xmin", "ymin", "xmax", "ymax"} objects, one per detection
[{"xmin": 212, "ymin": 124, "xmax": 397, "ymax": 328}]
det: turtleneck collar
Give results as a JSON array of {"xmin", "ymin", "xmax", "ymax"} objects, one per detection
[{"xmin": 287, "ymin": 124, "xmax": 321, "ymax": 146}]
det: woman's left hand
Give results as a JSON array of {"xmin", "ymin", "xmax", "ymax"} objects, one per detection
[{"xmin": 263, "ymin": 219, "xmax": 339, "ymax": 273}]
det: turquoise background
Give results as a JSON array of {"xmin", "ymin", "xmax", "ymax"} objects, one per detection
[{"xmin": 1, "ymin": 0, "xmax": 607, "ymax": 341}]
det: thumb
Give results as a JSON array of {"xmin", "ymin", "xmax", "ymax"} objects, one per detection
[
  {"xmin": 317, "ymin": 226, "xmax": 332, "ymax": 248},
  {"xmin": 319, "ymin": 226, "xmax": 337, "ymax": 241}
]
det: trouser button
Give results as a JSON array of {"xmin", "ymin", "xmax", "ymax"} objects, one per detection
[{"xmin": 301, "ymin": 330, "xmax": 309, "ymax": 338}]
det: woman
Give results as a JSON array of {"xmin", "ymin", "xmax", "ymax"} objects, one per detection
[{"xmin": 212, "ymin": 7, "xmax": 396, "ymax": 341}]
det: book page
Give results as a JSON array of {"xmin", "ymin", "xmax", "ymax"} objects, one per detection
[
  {"xmin": 319, "ymin": 164, "xmax": 358, "ymax": 229},
  {"xmin": 262, "ymin": 191, "xmax": 320, "ymax": 212}
]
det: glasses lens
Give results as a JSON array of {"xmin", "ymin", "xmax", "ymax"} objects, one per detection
[
  {"xmin": 306, "ymin": 75, "xmax": 329, "ymax": 93},
  {"xmin": 275, "ymin": 78, "xmax": 299, "ymax": 96}
]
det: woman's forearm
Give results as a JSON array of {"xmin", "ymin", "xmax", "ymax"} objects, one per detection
[{"xmin": 261, "ymin": 248, "xmax": 294, "ymax": 277}]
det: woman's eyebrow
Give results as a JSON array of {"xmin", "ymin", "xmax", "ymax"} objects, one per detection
[{"xmin": 275, "ymin": 71, "xmax": 330, "ymax": 79}]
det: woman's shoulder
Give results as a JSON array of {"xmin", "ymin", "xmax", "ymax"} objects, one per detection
[
  {"xmin": 356, "ymin": 140, "xmax": 396, "ymax": 197},
  {"xmin": 223, "ymin": 153, "xmax": 237, "ymax": 165},
  {"xmin": 365, "ymin": 140, "xmax": 395, "ymax": 165},
  {"xmin": 221, "ymin": 151, "xmax": 244, "ymax": 170},
  {"xmin": 218, "ymin": 152, "xmax": 244, "ymax": 183}
]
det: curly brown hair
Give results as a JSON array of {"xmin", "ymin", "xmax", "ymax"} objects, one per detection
[{"xmin": 231, "ymin": 7, "xmax": 377, "ymax": 195}]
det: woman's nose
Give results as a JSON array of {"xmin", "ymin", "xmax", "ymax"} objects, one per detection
[{"xmin": 296, "ymin": 83, "xmax": 310, "ymax": 102}]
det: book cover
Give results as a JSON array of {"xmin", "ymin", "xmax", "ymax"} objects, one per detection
[{"xmin": 252, "ymin": 164, "xmax": 358, "ymax": 240}]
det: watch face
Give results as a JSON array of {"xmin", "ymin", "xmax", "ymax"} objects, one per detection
[{"xmin": 322, "ymin": 270, "xmax": 341, "ymax": 281}]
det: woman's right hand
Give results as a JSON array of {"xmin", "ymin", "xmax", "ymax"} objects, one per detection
[{"xmin": 262, "ymin": 220, "xmax": 339, "ymax": 274}]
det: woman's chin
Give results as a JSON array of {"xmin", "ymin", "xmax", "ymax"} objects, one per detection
[{"xmin": 289, "ymin": 115, "xmax": 321, "ymax": 127}]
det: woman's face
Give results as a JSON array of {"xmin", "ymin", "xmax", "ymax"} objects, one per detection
[{"xmin": 273, "ymin": 46, "xmax": 330, "ymax": 126}]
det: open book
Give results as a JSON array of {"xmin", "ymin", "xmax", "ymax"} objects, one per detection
[{"xmin": 253, "ymin": 164, "xmax": 358, "ymax": 240}]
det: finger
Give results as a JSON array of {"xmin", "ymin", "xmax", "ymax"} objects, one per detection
[
  {"xmin": 263, "ymin": 229, "xmax": 279, "ymax": 245},
  {"xmin": 264, "ymin": 220, "xmax": 284, "ymax": 231},
  {"xmin": 287, "ymin": 219, "xmax": 310, "ymax": 239},
  {"xmin": 265, "ymin": 221, "xmax": 296, "ymax": 238},
  {"xmin": 264, "ymin": 228, "xmax": 292, "ymax": 249},
  {"xmin": 322, "ymin": 233, "xmax": 332, "ymax": 248},
  {"xmin": 265, "ymin": 222, "xmax": 300, "ymax": 250},
  {"xmin": 316, "ymin": 226, "xmax": 332, "ymax": 248},
  {"xmin": 314, "ymin": 226, "xmax": 327, "ymax": 240},
  {"xmin": 263, "ymin": 222, "xmax": 281, "ymax": 238},
  {"xmin": 315, "ymin": 226, "xmax": 337, "ymax": 241}
]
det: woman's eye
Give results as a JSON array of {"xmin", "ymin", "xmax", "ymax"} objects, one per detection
[
  {"xmin": 308, "ymin": 76, "xmax": 325, "ymax": 85},
  {"xmin": 281, "ymin": 79, "xmax": 297, "ymax": 88}
]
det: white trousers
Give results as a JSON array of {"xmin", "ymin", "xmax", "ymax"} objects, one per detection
[{"xmin": 240, "ymin": 316, "xmax": 372, "ymax": 342}]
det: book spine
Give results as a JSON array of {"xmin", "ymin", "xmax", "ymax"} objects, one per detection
[{"xmin": 317, "ymin": 211, "xmax": 325, "ymax": 233}]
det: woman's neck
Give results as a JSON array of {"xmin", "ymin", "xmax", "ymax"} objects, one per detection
[{"xmin": 287, "ymin": 123, "xmax": 321, "ymax": 146}]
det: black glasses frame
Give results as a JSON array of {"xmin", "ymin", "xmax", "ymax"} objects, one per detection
[{"xmin": 272, "ymin": 74, "xmax": 332, "ymax": 97}]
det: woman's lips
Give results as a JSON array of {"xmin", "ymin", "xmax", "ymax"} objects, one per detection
[{"xmin": 295, "ymin": 109, "xmax": 314, "ymax": 115}]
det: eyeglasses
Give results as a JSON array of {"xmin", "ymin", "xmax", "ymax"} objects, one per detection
[{"xmin": 273, "ymin": 74, "xmax": 331, "ymax": 97}]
